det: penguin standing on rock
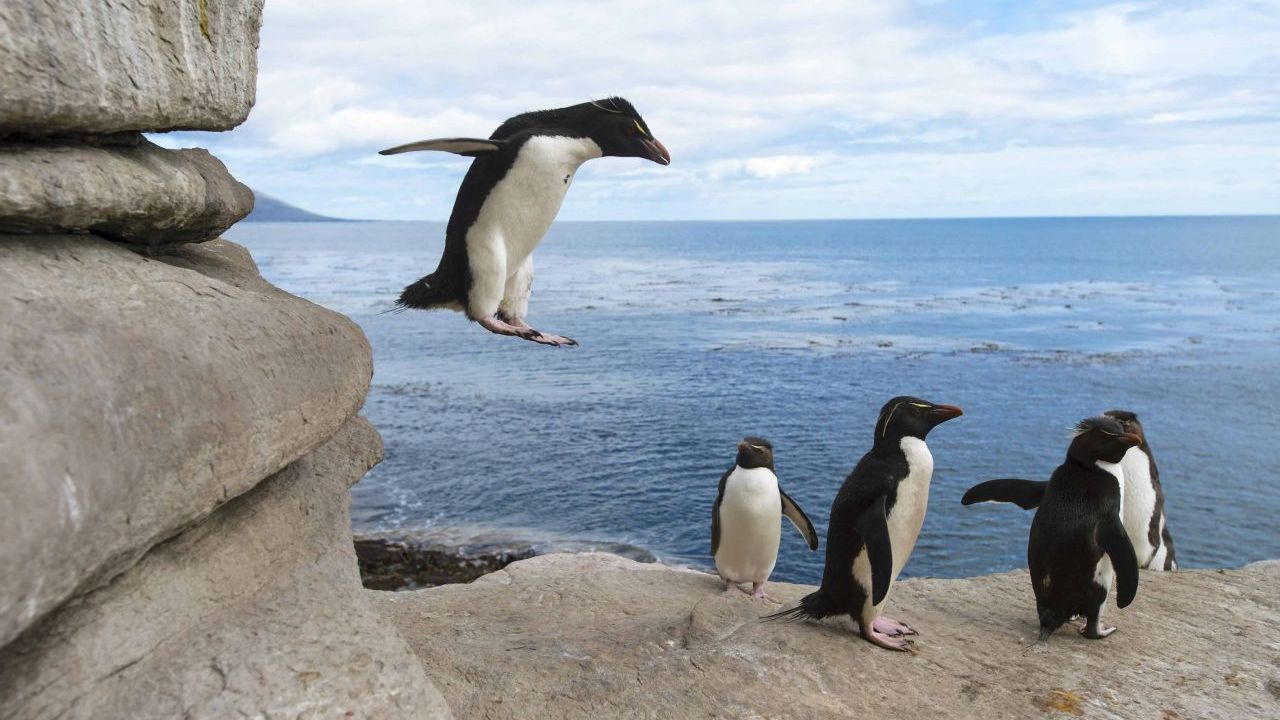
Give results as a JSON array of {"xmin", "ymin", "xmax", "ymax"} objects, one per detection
[
  {"xmin": 712, "ymin": 437, "xmax": 818, "ymax": 601},
  {"xmin": 380, "ymin": 97, "xmax": 671, "ymax": 346},
  {"xmin": 966, "ymin": 417, "xmax": 1141, "ymax": 641},
  {"xmin": 766, "ymin": 397, "xmax": 963, "ymax": 651},
  {"xmin": 962, "ymin": 409, "xmax": 1177, "ymax": 571}
]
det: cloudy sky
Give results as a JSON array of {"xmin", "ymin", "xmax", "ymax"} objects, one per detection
[{"xmin": 157, "ymin": 0, "xmax": 1280, "ymax": 220}]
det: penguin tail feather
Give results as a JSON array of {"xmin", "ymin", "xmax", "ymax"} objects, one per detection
[
  {"xmin": 761, "ymin": 590, "xmax": 836, "ymax": 623},
  {"xmin": 382, "ymin": 273, "xmax": 454, "ymax": 315},
  {"xmin": 1037, "ymin": 607, "xmax": 1069, "ymax": 642}
]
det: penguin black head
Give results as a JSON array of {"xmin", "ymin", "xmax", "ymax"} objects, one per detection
[
  {"xmin": 565, "ymin": 97, "xmax": 671, "ymax": 165},
  {"xmin": 735, "ymin": 436, "xmax": 774, "ymax": 470},
  {"xmin": 1068, "ymin": 416, "xmax": 1142, "ymax": 465},
  {"xmin": 1103, "ymin": 409, "xmax": 1147, "ymax": 445},
  {"xmin": 873, "ymin": 396, "xmax": 964, "ymax": 445}
]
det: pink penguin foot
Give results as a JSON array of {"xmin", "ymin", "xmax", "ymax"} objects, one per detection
[
  {"xmin": 1080, "ymin": 621, "xmax": 1116, "ymax": 639},
  {"xmin": 871, "ymin": 616, "xmax": 918, "ymax": 637},
  {"xmin": 750, "ymin": 582, "xmax": 780, "ymax": 604},
  {"xmin": 862, "ymin": 627, "xmax": 916, "ymax": 652},
  {"xmin": 503, "ymin": 317, "xmax": 578, "ymax": 347}
]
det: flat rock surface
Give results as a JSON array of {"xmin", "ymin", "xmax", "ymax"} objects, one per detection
[
  {"xmin": 0, "ymin": 136, "xmax": 253, "ymax": 245},
  {"xmin": 372, "ymin": 553, "xmax": 1280, "ymax": 720},
  {"xmin": 0, "ymin": 418, "xmax": 451, "ymax": 720},
  {"xmin": 0, "ymin": 0, "xmax": 263, "ymax": 135},
  {"xmin": 0, "ymin": 236, "xmax": 372, "ymax": 649}
]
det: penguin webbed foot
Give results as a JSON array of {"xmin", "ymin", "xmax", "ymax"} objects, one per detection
[
  {"xmin": 871, "ymin": 616, "xmax": 918, "ymax": 638},
  {"xmin": 478, "ymin": 315, "xmax": 578, "ymax": 347},
  {"xmin": 1079, "ymin": 620, "xmax": 1116, "ymax": 639},
  {"xmin": 861, "ymin": 625, "xmax": 916, "ymax": 652},
  {"xmin": 749, "ymin": 582, "xmax": 780, "ymax": 604}
]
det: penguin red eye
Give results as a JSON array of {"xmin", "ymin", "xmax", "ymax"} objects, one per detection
[{"xmin": 625, "ymin": 126, "xmax": 637, "ymax": 137}]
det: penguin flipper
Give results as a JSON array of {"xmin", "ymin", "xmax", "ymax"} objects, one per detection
[
  {"xmin": 855, "ymin": 494, "xmax": 893, "ymax": 606},
  {"xmin": 378, "ymin": 138, "xmax": 506, "ymax": 156},
  {"xmin": 961, "ymin": 479, "xmax": 1047, "ymax": 510},
  {"xmin": 1099, "ymin": 514, "xmax": 1140, "ymax": 608},
  {"xmin": 779, "ymin": 487, "xmax": 819, "ymax": 550},
  {"xmin": 710, "ymin": 467, "xmax": 731, "ymax": 557}
]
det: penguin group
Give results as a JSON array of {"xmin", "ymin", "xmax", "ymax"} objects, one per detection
[
  {"xmin": 710, "ymin": 400, "xmax": 1178, "ymax": 653},
  {"xmin": 380, "ymin": 97, "xmax": 1182, "ymax": 654}
]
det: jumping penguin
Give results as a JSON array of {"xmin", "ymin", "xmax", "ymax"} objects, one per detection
[
  {"xmin": 712, "ymin": 437, "xmax": 819, "ymax": 601},
  {"xmin": 380, "ymin": 97, "xmax": 670, "ymax": 346},
  {"xmin": 1024, "ymin": 417, "xmax": 1141, "ymax": 640},
  {"xmin": 767, "ymin": 397, "xmax": 963, "ymax": 651},
  {"xmin": 961, "ymin": 409, "xmax": 1177, "ymax": 570}
]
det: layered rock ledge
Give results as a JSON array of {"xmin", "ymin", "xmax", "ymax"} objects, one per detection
[{"xmin": 372, "ymin": 553, "xmax": 1280, "ymax": 720}]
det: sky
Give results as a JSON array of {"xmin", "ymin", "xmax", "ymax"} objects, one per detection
[{"xmin": 154, "ymin": 0, "xmax": 1280, "ymax": 221}]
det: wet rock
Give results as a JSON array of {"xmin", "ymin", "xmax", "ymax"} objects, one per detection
[{"xmin": 355, "ymin": 534, "xmax": 538, "ymax": 590}]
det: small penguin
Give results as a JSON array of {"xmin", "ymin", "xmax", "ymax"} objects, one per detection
[
  {"xmin": 1104, "ymin": 410, "xmax": 1177, "ymax": 571},
  {"xmin": 380, "ymin": 97, "xmax": 670, "ymax": 346},
  {"xmin": 1026, "ymin": 417, "xmax": 1141, "ymax": 640},
  {"xmin": 961, "ymin": 409, "xmax": 1177, "ymax": 571},
  {"xmin": 712, "ymin": 437, "xmax": 818, "ymax": 601},
  {"xmin": 767, "ymin": 397, "xmax": 963, "ymax": 651}
]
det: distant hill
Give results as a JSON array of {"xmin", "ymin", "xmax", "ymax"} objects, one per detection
[{"xmin": 243, "ymin": 192, "xmax": 350, "ymax": 222}]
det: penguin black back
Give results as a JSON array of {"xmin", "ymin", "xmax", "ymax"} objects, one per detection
[{"xmin": 1030, "ymin": 416, "xmax": 1142, "ymax": 640}]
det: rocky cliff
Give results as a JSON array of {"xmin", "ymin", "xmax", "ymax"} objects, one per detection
[{"xmin": 0, "ymin": 2, "xmax": 449, "ymax": 717}]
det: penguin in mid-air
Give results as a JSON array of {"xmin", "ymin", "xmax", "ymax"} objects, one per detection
[
  {"xmin": 1018, "ymin": 417, "xmax": 1141, "ymax": 641},
  {"xmin": 961, "ymin": 408, "xmax": 1177, "ymax": 571},
  {"xmin": 767, "ymin": 397, "xmax": 963, "ymax": 651},
  {"xmin": 711, "ymin": 437, "xmax": 818, "ymax": 601},
  {"xmin": 380, "ymin": 97, "xmax": 671, "ymax": 346}
]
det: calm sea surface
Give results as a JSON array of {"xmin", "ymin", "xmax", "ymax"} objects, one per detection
[{"xmin": 226, "ymin": 217, "xmax": 1280, "ymax": 581}]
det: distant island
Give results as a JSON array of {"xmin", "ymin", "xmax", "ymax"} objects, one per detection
[{"xmin": 244, "ymin": 192, "xmax": 351, "ymax": 222}]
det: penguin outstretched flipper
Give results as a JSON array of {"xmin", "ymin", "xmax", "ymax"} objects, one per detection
[
  {"xmin": 379, "ymin": 138, "xmax": 506, "ymax": 156},
  {"xmin": 1099, "ymin": 515, "xmax": 1140, "ymax": 608},
  {"xmin": 779, "ymin": 488, "xmax": 819, "ymax": 550},
  {"xmin": 961, "ymin": 478, "xmax": 1047, "ymax": 509},
  {"xmin": 855, "ymin": 494, "xmax": 894, "ymax": 605}
]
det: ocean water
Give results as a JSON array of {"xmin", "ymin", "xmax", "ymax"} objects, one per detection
[{"xmin": 226, "ymin": 216, "xmax": 1280, "ymax": 581}]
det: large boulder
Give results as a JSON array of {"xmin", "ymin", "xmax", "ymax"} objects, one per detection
[
  {"xmin": 0, "ymin": 135, "xmax": 253, "ymax": 246},
  {"xmin": 373, "ymin": 553, "xmax": 1280, "ymax": 719},
  {"xmin": 0, "ymin": 236, "xmax": 373, "ymax": 649},
  {"xmin": 0, "ymin": 417, "xmax": 452, "ymax": 719},
  {"xmin": 0, "ymin": 0, "xmax": 264, "ymax": 136}
]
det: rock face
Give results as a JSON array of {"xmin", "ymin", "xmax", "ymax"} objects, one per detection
[
  {"xmin": 0, "ymin": 236, "xmax": 373, "ymax": 650},
  {"xmin": 0, "ymin": 0, "xmax": 264, "ymax": 136},
  {"xmin": 0, "ymin": 135, "xmax": 254, "ymax": 245},
  {"xmin": 0, "ymin": 418, "xmax": 450, "ymax": 720},
  {"xmin": 373, "ymin": 553, "xmax": 1280, "ymax": 720}
]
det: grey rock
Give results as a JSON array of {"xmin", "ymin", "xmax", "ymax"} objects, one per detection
[
  {"xmin": 373, "ymin": 552, "xmax": 1280, "ymax": 720},
  {"xmin": 0, "ymin": 0, "xmax": 264, "ymax": 136},
  {"xmin": 0, "ymin": 135, "xmax": 253, "ymax": 246},
  {"xmin": 0, "ymin": 417, "xmax": 452, "ymax": 720},
  {"xmin": 0, "ymin": 236, "xmax": 373, "ymax": 649}
]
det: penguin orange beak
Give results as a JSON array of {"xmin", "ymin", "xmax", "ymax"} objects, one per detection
[
  {"xmin": 736, "ymin": 440, "xmax": 750, "ymax": 452},
  {"xmin": 931, "ymin": 404, "xmax": 964, "ymax": 420},
  {"xmin": 641, "ymin": 137, "xmax": 671, "ymax": 165},
  {"xmin": 1121, "ymin": 432, "xmax": 1142, "ymax": 446}
]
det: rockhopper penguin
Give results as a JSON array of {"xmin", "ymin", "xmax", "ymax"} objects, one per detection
[
  {"xmin": 961, "ymin": 408, "xmax": 1177, "ymax": 571},
  {"xmin": 965, "ymin": 416, "xmax": 1141, "ymax": 641},
  {"xmin": 766, "ymin": 397, "xmax": 963, "ymax": 651},
  {"xmin": 712, "ymin": 437, "xmax": 818, "ymax": 601},
  {"xmin": 380, "ymin": 97, "xmax": 670, "ymax": 346}
]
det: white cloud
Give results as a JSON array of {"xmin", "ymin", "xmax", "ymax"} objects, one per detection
[{"xmin": 158, "ymin": 0, "xmax": 1280, "ymax": 219}]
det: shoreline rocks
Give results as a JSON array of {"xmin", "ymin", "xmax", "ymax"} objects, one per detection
[{"xmin": 371, "ymin": 552, "xmax": 1280, "ymax": 720}]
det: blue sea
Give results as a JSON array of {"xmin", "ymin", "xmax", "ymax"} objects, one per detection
[{"xmin": 226, "ymin": 217, "xmax": 1280, "ymax": 581}]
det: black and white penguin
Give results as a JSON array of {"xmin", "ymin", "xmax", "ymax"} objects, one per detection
[
  {"xmin": 380, "ymin": 97, "xmax": 670, "ymax": 346},
  {"xmin": 961, "ymin": 409, "xmax": 1177, "ymax": 571},
  {"xmin": 711, "ymin": 437, "xmax": 818, "ymax": 601},
  {"xmin": 767, "ymin": 397, "xmax": 963, "ymax": 651},
  {"xmin": 1104, "ymin": 410, "xmax": 1178, "ymax": 571},
  {"xmin": 1025, "ymin": 417, "xmax": 1141, "ymax": 640}
]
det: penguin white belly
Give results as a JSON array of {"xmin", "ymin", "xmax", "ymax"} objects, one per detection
[
  {"xmin": 1118, "ymin": 447, "xmax": 1158, "ymax": 568},
  {"xmin": 465, "ymin": 136, "xmax": 601, "ymax": 315},
  {"xmin": 715, "ymin": 467, "xmax": 782, "ymax": 584},
  {"xmin": 854, "ymin": 437, "xmax": 933, "ymax": 623}
]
